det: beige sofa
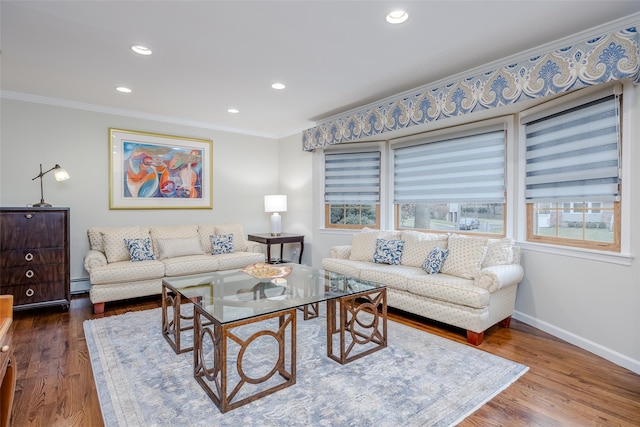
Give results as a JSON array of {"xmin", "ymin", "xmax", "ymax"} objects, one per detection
[
  {"xmin": 322, "ymin": 229, "xmax": 524, "ymax": 345},
  {"xmin": 83, "ymin": 223, "xmax": 265, "ymax": 313}
]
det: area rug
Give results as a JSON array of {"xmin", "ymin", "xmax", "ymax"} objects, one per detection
[{"xmin": 84, "ymin": 307, "xmax": 528, "ymax": 427}]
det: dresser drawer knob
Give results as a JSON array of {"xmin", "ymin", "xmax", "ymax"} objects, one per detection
[
  {"xmin": 25, "ymin": 270, "xmax": 34, "ymax": 279},
  {"xmin": 1, "ymin": 345, "xmax": 9, "ymax": 353},
  {"xmin": 26, "ymin": 288, "xmax": 34, "ymax": 297},
  {"xmin": 25, "ymin": 252, "xmax": 34, "ymax": 262},
  {"xmin": 25, "ymin": 214, "xmax": 33, "ymax": 219}
]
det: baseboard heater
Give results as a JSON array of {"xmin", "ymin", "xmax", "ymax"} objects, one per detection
[{"xmin": 71, "ymin": 278, "xmax": 90, "ymax": 295}]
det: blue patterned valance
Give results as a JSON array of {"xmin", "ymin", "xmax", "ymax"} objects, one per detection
[{"xmin": 302, "ymin": 25, "xmax": 639, "ymax": 151}]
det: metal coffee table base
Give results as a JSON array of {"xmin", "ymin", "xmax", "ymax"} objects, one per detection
[
  {"xmin": 193, "ymin": 307, "xmax": 297, "ymax": 413},
  {"xmin": 161, "ymin": 286, "xmax": 195, "ymax": 354},
  {"xmin": 326, "ymin": 288, "xmax": 387, "ymax": 364}
]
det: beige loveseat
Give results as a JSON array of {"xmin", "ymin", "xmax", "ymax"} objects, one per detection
[
  {"xmin": 322, "ymin": 229, "xmax": 524, "ymax": 345},
  {"xmin": 84, "ymin": 223, "xmax": 265, "ymax": 313}
]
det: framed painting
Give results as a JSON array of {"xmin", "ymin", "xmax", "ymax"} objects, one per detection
[{"xmin": 109, "ymin": 128, "xmax": 213, "ymax": 209}]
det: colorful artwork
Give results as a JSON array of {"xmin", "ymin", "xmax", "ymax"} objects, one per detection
[
  {"xmin": 123, "ymin": 142, "xmax": 203, "ymax": 199},
  {"xmin": 110, "ymin": 129, "xmax": 213, "ymax": 209}
]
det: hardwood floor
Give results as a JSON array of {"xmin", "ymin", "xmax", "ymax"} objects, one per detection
[{"xmin": 8, "ymin": 294, "xmax": 640, "ymax": 426}]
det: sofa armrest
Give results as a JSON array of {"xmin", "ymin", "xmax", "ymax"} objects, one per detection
[
  {"xmin": 329, "ymin": 245, "xmax": 352, "ymax": 259},
  {"xmin": 245, "ymin": 241, "xmax": 263, "ymax": 253},
  {"xmin": 84, "ymin": 250, "xmax": 108, "ymax": 272},
  {"xmin": 474, "ymin": 264, "xmax": 524, "ymax": 292}
]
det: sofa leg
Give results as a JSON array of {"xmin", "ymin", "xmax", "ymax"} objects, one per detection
[
  {"xmin": 466, "ymin": 330, "xmax": 484, "ymax": 345},
  {"xmin": 498, "ymin": 316, "xmax": 512, "ymax": 328},
  {"xmin": 93, "ymin": 302, "xmax": 105, "ymax": 314}
]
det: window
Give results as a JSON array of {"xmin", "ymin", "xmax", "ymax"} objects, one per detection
[
  {"xmin": 523, "ymin": 93, "xmax": 621, "ymax": 251},
  {"xmin": 324, "ymin": 151, "xmax": 380, "ymax": 229},
  {"xmin": 393, "ymin": 127, "xmax": 506, "ymax": 235}
]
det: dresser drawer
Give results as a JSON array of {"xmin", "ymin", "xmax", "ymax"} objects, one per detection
[
  {"xmin": 2, "ymin": 283, "xmax": 66, "ymax": 306},
  {"xmin": 0, "ymin": 248, "xmax": 64, "ymax": 268},
  {"xmin": 0, "ymin": 210, "xmax": 66, "ymax": 249},
  {"xmin": 0, "ymin": 264, "xmax": 65, "ymax": 285}
]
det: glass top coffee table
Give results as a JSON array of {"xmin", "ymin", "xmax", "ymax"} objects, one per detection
[{"xmin": 161, "ymin": 264, "xmax": 387, "ymax": 413}]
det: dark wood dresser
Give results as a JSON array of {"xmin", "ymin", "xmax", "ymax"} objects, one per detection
[{"xmin": 0, "ymin": 207, "xmax": 70, "ymax": 311}]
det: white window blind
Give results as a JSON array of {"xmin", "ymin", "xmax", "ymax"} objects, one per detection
[
  {"xmin": 523, "ymin": 95, "xmax": 620, "ymax": 202},
  {"xmin": 393, "ymin": 130, "xmax": 505, "ymax": 203},
  {"xmin": 324, "ymin": 151, "xmax": 380, "ymax": 204}
]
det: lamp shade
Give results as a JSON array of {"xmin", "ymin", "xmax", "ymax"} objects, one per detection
[
  {"xmin": 54, "ymin": 168, "xmax": 70, "ymax": 181},
  {"xmin": 264, "ymin": 195, "xmax": 287, "ymax": 213}
]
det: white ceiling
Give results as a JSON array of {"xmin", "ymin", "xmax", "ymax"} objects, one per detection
[{"xmin": 1, "ymin": 1, "xmax": 639, "ymax": 139}]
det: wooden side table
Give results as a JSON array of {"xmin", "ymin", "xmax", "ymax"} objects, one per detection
[{"xmin": 247, "ymin": 233, "xmax": 304, "ymax": 264}]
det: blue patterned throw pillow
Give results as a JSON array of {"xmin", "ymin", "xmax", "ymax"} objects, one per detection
[
  {"xmin": 124, "ymin": 238, "xmax": 155, "ymax": 262},
  {"xmin": 372, "ymin": 238, "xmax": 405, "ymax": 265},
  {"xmin": 211, "ymin": 234, "xmax": 234, "ymax": 255},
  {"xmin": 422, "ymin": 247, "xmax": 449, "ymax": 274}
]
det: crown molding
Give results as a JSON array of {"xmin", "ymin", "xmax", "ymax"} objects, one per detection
[{"xmin": 0, "ymin": 90, "xmax": 280, "ymax": 140}]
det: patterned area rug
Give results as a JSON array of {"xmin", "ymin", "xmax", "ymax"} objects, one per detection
[{"xmin": 84, "ymin": 307, "xmax": 527, "ymax": 426}]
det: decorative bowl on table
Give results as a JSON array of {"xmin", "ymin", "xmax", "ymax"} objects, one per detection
[{"xmin": 242, "ymin": 263, "xmax": 292, "ymax": 282}]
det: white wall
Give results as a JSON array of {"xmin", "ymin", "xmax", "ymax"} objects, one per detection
[
  {"xmin": 276, "ymin": 133, "xmax": 314, "ymax": 264},
  {"xmin": 0, "ymin": 99, "xmax": 279, "ymax": 281}
]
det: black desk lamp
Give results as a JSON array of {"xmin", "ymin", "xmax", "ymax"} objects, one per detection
[{"xmin": 31, "ymin": 163, "xmax": 70, "ymax": 207}]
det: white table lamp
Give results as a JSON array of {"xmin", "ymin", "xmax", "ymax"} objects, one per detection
[{"xmin": 264, "ymin": 195, "xmax": 287, "ymax": 236}]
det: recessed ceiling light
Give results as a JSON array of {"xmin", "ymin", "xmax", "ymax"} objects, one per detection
[
  {"xmin": 115, "ymin": 86, "xmax": 132, "ymax": 93},
  {"xmin": 131, "ymin": 45, "xmax": 152, "ymax": 55},
  {"xmin": 271, "ymin": 83, "xmax": 286, "ymax": 90},
  {"xmin": 386, "ymin": 10, "xmax": 408, "ymax": 24},
  {"xmin": 227, "ymin": 108, "xmax": 239, "ymax": 114}
]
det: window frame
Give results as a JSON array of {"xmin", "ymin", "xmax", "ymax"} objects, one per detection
[
  {"xmin": 325, "ymin": 204, "xmax": 381, "ymax": 230},
  {"xmin": 520, "ymin": 86, "xmax": 623, "ymax": 253},
  {"xmin": 322, "ymin": 142, "xmax": 384, "ymax": 230},
  {"xmin": 390, "ymin": 118, "xmax": 512, "ymax": 237},
  {"xmin": 526, "ymin": 201, "xmax": 621, "ymax": 251}
]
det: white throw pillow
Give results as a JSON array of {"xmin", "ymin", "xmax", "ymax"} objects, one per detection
[
  {"xmin": 400, "ymin": 231, "xmax": 449, "ymax": 268},
  {"xmin": 349, "ymin": 230, "xmax": 380, "ymax": 261},
  {"xmin": 440, "ymin": 234, "xmax": 488, "ymax": 279},
  {"xmin": 482, "ymin": 237, "xmax": 515, "ymax": 268},
  {"xmin": 215, "ymin": 224, "xmax": 248, "ymax": 251},
  {"xmin": 150, "ymin": 225, "xmax": 199, "ymax": 256},
  {"xmin": 197, "ymin": 224, "xmax": 217, "ymax": 253},
  {"xmin": 156, "ymin": 237, "xmax": 205, "ymax": 260},
  {"xmin": 349, "ymin": 229, "xmax": 401, "ymax": 262}
]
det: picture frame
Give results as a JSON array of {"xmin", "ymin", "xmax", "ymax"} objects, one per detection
[{"xmin": 109, "ymin": 128, "xmax": 213, "ymax": 209}]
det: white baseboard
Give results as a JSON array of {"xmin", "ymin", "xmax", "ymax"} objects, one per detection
[{"xmin": 513, "ymin": 311, "xmax": 640, "ymax": 375}]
